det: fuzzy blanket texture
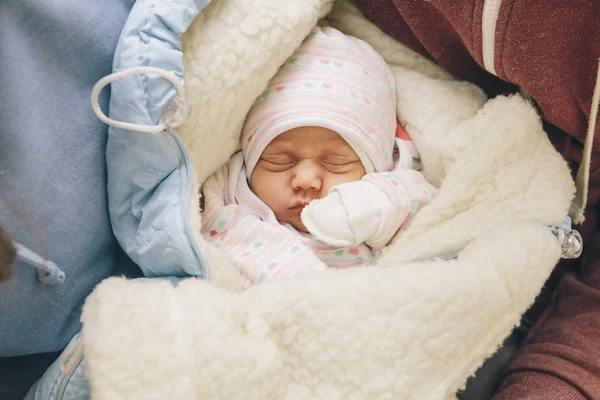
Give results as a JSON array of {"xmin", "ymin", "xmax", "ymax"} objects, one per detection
[{"xmin": 81, "ymin": 0, "xmax": 575, "ymax": 399}]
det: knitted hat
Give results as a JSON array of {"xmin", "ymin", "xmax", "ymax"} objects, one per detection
[{"xmin": 242, "ymin": 26, "xmax": 397, "ymax": 177}]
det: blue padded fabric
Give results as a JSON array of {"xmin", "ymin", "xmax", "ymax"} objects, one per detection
[
  {"xmin": 106, "ymin": 0, "xmax": 210, "ymax": 278},
  {"xmin": 0, "ymin": 0, "xmax": 141, "ymax": 357}
]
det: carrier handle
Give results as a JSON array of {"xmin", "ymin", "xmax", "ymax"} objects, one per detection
[{"xmin": 90, "ymin": 66, "xmax": 188, "ymax": 134}]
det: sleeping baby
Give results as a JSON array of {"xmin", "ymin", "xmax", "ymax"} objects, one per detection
[{"xmin": 201, "ymin": 26, "xmax": 437, "ymax": 287}]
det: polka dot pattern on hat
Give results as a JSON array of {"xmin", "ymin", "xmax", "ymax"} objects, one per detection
[{"xmin": 242, "ymin": 26, "xmax": 397, "ymax": 177}]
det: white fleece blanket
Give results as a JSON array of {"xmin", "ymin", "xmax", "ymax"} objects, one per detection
[{"xmin": 81, "ymin": 1, "xmax": 576, "ymax": 399}]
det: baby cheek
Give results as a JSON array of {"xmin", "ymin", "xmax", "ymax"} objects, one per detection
[
  {"xmin": 257, "ymin": 173, "xmax": 291, "ymax": 209},
  {"xmin": 323, "ymin": 171, "xmax": 364, "ymax": 193}
]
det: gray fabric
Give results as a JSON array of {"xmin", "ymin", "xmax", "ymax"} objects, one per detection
[
  {"xmin": 0, "ymin": 0, "xmax": 140, "ymax": 358},
  {"xmin": 458, "ymin": 320, "xmax": 531, "ymax": 399}
]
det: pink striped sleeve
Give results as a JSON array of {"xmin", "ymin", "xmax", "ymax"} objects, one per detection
[{"xmin": 361, "ymin": 167, "xmax": 438, "ymax": 248}]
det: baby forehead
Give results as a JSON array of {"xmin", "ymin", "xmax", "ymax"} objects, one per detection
[{"xmin": 265, "ymin": 126, "xmax": 353, "ymax": 150}]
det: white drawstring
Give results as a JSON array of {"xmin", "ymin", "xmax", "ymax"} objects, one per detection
[
  {"xmin": 13, "ymin": 241, "xmax": 65, "ymax": 285},
  {"xmin": 571, "ymin": 57, "xmax": 600, "ymax": 224},
  {"xmin": 90, "ymin": 66, "xmax": 188, "ymax": 134}
]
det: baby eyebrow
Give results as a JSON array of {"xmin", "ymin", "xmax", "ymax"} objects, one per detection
[
  {"xmin": 260, "ymin": 153, "xmax": 295, "ymax": 161},
  {"xmin": 321, "ymin": 153, "xmax": 358, "ymax": 160}
]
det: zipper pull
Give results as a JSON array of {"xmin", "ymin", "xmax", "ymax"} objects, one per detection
[{"xmin": 13, "ymin": 242, "xmax": 66, "ymax": 285}]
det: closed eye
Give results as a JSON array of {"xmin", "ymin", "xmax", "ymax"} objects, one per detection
[
  {"xmin": 258, "ymin": 156, "xmax": 296, "ymax": 171},
  {"xmin": 322, "ymin": 160, "xmax": 353, "ymax": 166},
  {"xmin": 265, "ymin": 160, "xmax": 295, "ymax": 166},
  {"xmin": 320, "ymin": 159, "xmax": 361, "ymax": 172}
]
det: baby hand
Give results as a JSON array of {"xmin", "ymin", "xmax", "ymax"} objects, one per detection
[
  {"xmin": 301, "ymin": 190, "xmax": 355, "ymax": 247},
  {"xmin": 301, "ymin": 181, "xmax": 391, "ymax": 247}
]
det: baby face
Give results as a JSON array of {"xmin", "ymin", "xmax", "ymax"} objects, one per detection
[{"xmin": 250, "ymin": 126, "xmax": 366, "ymax": 232}]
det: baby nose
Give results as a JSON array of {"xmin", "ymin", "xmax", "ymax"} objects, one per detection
[{"xmin": 292, "ymin": 161, "xmax": 322, "ymax": 192}]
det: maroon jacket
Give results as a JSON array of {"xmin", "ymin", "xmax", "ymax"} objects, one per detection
[{"xmin": 355, "ymin": 0, "xmax": 600, "ymax": 398}]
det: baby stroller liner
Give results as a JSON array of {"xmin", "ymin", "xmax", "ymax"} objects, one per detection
[
  {"xmin": 98, "ymin": 0, "xmax": 211, "ymax": 279},
  {"xmin": 79, "ymin": 0, "xmax": 579, "ymax": 399}
]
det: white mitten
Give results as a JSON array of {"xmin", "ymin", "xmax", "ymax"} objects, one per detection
[{"xmin": 301, "ymin": 180, "xmax": 391, "ymax": 247}]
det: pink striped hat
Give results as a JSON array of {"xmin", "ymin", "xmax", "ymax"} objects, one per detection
[{"xmin": 242, "ymin": 26, "xmax": 397, "ymax": 177}]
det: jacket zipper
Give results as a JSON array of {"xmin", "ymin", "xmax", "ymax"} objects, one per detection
[
  {"xmin": 55, "ymin": 351, "xmax": 84, "ymax": 399},
  {"xmin": 481, "ymin": 0, "xmax": 503, "ymax": 76}
]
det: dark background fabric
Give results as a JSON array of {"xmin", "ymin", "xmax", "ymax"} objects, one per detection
[{"xmin": 0, "ymin": 351, "xmax": 61, "ymax": 400}]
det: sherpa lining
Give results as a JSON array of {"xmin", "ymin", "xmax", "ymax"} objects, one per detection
[{"xmin": 81, "ymin": 1, "xmax": 575, "ymax": 399}]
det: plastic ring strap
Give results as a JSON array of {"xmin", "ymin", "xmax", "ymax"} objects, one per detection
[{"xmin": 90, "ymin": 66, "xmax": 188, "ymax": 134}]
